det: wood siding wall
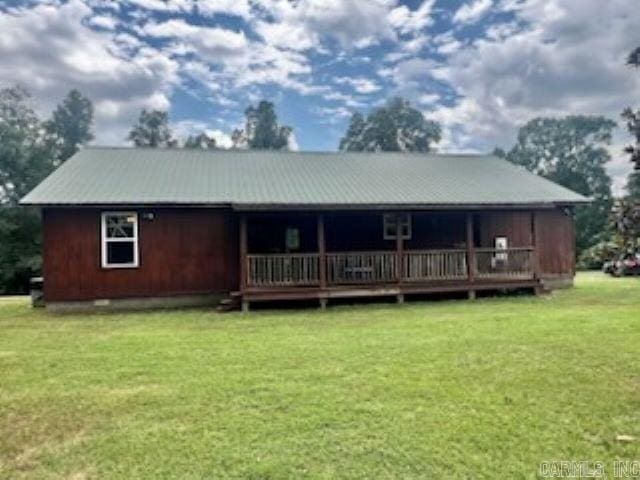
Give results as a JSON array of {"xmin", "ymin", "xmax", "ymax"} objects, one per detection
[
  {"xmin": 535, "ymin": 208, "xmax": 575, "ymax": 276},
  {"xmin": 42, "ymin": 206, "xmax": 575, "ymax": 302},
  {"xmin": 43, "ymin": 208, "xmax": 237, "ymax": 301},
  {"xmin": 477, "ymin": 208, "xmax": 574, "ymax": 277}
]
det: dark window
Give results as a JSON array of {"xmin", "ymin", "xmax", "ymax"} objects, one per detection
[{"xmin": 106, "ymin": 242, "xmax": 135, "ymax": 265}]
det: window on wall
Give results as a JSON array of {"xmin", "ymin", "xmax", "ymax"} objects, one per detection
[
  {"xmin": 383, "ymin": 214, "xmax": 411, "ymax": 240},
  {"xmin": 101, "ymin": 212, "xmax": 139, "ymax": 268},
  {"xmin": 285, "ymin": 227, "xmax": 300, "ymax": 251}
]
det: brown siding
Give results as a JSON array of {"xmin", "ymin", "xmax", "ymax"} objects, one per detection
[
  {"xmin": 43, "ymin": 208, "xmax": 237, "ymax": 301},
  {"xmin": 477, "ymin": 211, "xmax": 533, "ymax": 248},
  {"xmin": 535, "ymin": 208, "xmax": 575, "ymax": 276},
  {"xmin": 42, "ymin": 207, "xmax": 576, "ymax": 302}
]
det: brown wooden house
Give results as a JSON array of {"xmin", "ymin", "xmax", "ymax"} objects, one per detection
[{"xmin": 22, "ymin": 148, "xmax": 587, "ymax": 311}]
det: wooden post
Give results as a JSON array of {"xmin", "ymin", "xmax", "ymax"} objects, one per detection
[
  {"xmin": 466, "ymin": 212, "xmax": 476, "ymax": 299},
  {"xmin": 531, "ymin": 211, "xmax": 540, "ymax": 279},
  {"xmin": 239, "ymin": 214, "xmax": 248, "ymax": 312},
  {"xmin": 318, "ymin": 213, "xmax": 327, "ymax": 310},
  {"xmin": 395, "ymin": 213, "xmax": 404, "ymax": 284},
  {"xmin": 318, "ymin": 214, "xmax": 327, "ymax": 289}
]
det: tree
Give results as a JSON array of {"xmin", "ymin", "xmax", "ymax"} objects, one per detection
[
  {"xmin": 339, "ymin": 112, "xmax": 367, "ymax": 151},
  {"xmin": 45, "ymin": 89, "xmax": 94, "ymax": 163},
  {"xmin": 183, "ymin": 132, "xmax": 216, "ymax": 150},
  {"xmin": 0, "ymin": 86, "xmax": 58, "ymax": 293},
  {"xmin": 622, "ymin": 45, "xmax": 640, "ymax": 173},
  {"xmin": 618, "ymin": 45, "xmax": 640, "ymax": 249},
  {"xmin": 498, "ymin": 116, "xmax": 615, "ymax": 255},
  {"xmin": 232, "ymin": 101, "xmax": 292, "ymax": 150},
  {"xmin": 610, "ymin": 197, "xmax": 640, "ymax": 252},
  {"xmin": 128, "ymin": 109, "xmax": 176, "ymax": 148},
  {"xmin": 339, "ymin": 97, "xmax": 441, "ymax": 152},
  {"xmin": 621, "ymin": 108, "xmax": 640, "ymax": 171},
  {"xmin": 0, "ymin": 86, "xmax": 57, "ymax": 205}
]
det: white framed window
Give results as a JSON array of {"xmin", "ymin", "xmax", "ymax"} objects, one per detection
[
  {"xmin": 101, "ymin": 212, "xmax": 139, "ymax": 268},
  {"xmin": 383, "ymin": 213, "xmax": 411, "ymax": 240}
]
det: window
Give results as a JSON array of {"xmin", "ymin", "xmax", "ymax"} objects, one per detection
[
  {"xmin": 285, "ymin": 227, "xmax": 300, "ymax": 251},
  {"xmin": 383, "ymin": 214, "xmax": 411, "ymax": 240},
  {"xmin": 101, "ymin": 212, "xmax": 139, "ymax": 268}
]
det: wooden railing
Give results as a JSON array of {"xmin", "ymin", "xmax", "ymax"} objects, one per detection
[
  {"xmin": 403, "ymin": 249, "xmax": 468, "ymax": 281},
  {"xmin": 246, "ymin": 253, "xmax": 319, "ymax": 287},
  {"xmin": 475, "ymin": 247, "xmax": 535, "ymax": 279},
  {"xmin": 246, "ymin": 248, "xmax": 536, "ymax": 288},
  {"xmin": 327, "ymin": 251, "xmax": 397, "ymax": 285}
]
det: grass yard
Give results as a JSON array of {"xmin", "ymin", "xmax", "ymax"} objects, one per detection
[{"xmin": 1, "ymin": 273, "xmax": 639, "ymax": 479}]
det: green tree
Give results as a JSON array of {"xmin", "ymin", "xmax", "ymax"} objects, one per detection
[
  {"xmin": 618, "ymin": 45, "xmax": 640, "ymax": 249},
  {"xmin": 232, "ymin": 101, "xmax": 291, "ymax": 150},
  {"xmin": 128, "ymin": 109, "xmax": 176, "ymax": 148},
  {"xmin": 339, "ymin": 97, "xmax": 441, "ymax": 152},
  {"xmin": 610, "ymin": 197, "xmax": 640, "ymax": 251},
  {"xmin": 45, "ymin": 89, "xmax": 94, "ymax": 163},
  {"xmin": 0, "ymin": 86, "xmax": 58, "ymax": 293},
  {"xmin": 184, "ymin": 132, "xmax": 217, "ymax": 150},
  {"xmin": 498, "ymin": 116, "xmax": 615, "ymax": 255}
]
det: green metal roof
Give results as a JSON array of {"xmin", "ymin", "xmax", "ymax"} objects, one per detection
[{"xmin": 21, "ymin": 147, "xmax": 588, "ymax": 208}]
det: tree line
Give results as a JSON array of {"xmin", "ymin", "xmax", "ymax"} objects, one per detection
[{"xmin": 1, "ymin": 47, "xmax": 639, "ymax": 292}]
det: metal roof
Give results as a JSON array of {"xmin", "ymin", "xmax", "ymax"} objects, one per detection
[{"xmin": 21, "ymin": 147, "xmax": 588, "ymax": 208}]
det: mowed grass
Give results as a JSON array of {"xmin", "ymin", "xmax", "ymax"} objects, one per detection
[{"xmin": 0, "ymin": 273, "xmax": 639, "ymax": 479}]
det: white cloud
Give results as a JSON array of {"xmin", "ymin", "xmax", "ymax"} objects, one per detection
[
  {"xmin": 141, "ymin": 19, "xmax": 248, "ymax": 61},
  {"xmin": 389, "ymin": 0, "xmax": 435, "ymax": 35},
  {"xmin": 254, "ymin": 20, "xmax": 317, "ymax": 52},
  {"xmin": 252, "ymin": 0, "xmax": 435, "ymax": 52},
  {"xmin": 172, "ymin": 119, "xmax": 233, "ymax": 148},
  {"xmin": 418, "ymin": 93, "xmax": 440, "ymax": 105},
  {"xmin": 126, "ymin": 0, "xmax": 190, "ymax": 12},
  {"xmin": 334, "ymin": 76, "xmax": 381, "ymax": 94},
  {"xmin": 88, "ymin": 14, "xmax": 118, "ymax": 30},
  {"xmin": 193, "ymin": 0, "xmax": 251, "ymax": 18},
  {"xmin": 453, "ymin": 0, "xmax": 493, "ymax": 24},
  {"xmin": 0, "ymin": 0, "xmax": 179, "ymax": 144},
  {"xmin": 425, "ymin": 0, "xmax": 640, "ymax": 193}
]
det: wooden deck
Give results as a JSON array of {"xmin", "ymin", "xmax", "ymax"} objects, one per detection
[
  {"xmin": 240, "ymin": 247, "xmax": 540, "ymax": 308},
  {"xmin": 236, "ymin": 212, "xmax": 544, "ymax": 310}
]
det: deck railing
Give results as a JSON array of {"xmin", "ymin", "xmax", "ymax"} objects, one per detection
[
  {"xmin": 327, "ymin": 251, "xmax": 397, "ymax": 284},
  {"xmin": 246, "ymin": 253, "xmax": 319, "ymax": 287},
  {"xmin": 475, "ymin": 247, "xmax": 535, "ymax": 279},
  {"xmin": 245, "ymin": 248, "xmax": 535, "ymax": 288},
  {"xmin": 403, "ymin": 249, "xmax": 468, "ymax": 281}
]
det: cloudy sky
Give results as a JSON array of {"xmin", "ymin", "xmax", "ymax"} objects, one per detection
[{"xmin": 0, "ymin": 0, "xmax": 638, "ymax": 192}]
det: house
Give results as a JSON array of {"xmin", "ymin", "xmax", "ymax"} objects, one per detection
[{"xmin": 21, "ymin": 147, "xmax": 588, "ymax": 311}]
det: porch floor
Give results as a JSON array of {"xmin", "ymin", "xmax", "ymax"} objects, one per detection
[{"xmin": 238, "ymin": 277, "xmax": 542, "ymax": 304}]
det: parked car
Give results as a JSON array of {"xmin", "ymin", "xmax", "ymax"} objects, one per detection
[{"xmin": 605, "ymin": 252, "xmax": 640, "ymax": 277}]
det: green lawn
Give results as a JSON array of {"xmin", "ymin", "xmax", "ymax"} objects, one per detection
[{"xmin": 1, "ymin": 273, "xmax": 639, "ymax": 479}]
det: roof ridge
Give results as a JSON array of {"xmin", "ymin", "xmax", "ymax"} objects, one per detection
[{"xmin": 80, "ymin": 146, "xmax": 494, "ymax": 158}]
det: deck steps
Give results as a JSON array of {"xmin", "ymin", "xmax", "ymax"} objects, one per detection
[{"xmin": 216, "ymin": 294, "xmax": 240, "ymax": 312}]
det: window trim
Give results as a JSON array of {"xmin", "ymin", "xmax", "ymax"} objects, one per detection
[
  {"xmin": 101, "ymin": 211, "xmax": 139, "ymax": 269},
  {"xmin": 383, "ymin": 213, "xmax": 412, "ymax": 240}
]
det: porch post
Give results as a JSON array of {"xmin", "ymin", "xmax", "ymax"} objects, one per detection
[
  {"xmin": 466, "ymin": 212, "xmax": 476, "ymax": 299},
  {"xmin": 531, "ymin": 211, "xmax": 541, "ymax": 291},
  {"xmin": 239, "ymin": 214, "xmax": 249, "ymax": 312},
  {"xmin": 396, "ymin": 213, "xmax": 404, "ymax": 303},
  {"xmin": 317, "ymin": 213, "xmax": 327, "ymax": 309}
]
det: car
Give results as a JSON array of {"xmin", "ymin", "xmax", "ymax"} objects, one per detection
[{"xmin": 609, "ymin": 252, "xmax": 640, "ymax": 277}]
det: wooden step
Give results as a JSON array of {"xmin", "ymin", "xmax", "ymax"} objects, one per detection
[{"xmin": 216, "ymin": 295, "xmax": 240, "ymax": 312}]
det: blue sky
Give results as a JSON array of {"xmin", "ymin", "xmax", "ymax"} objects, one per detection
[{"xmin": 0, "ymin": 0, "xmax": 638, "ymax": 192}]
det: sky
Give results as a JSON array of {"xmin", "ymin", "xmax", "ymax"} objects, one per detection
[{"xmin": 0, "ymin": 0, "xmax": 638, "ymax": 193}]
